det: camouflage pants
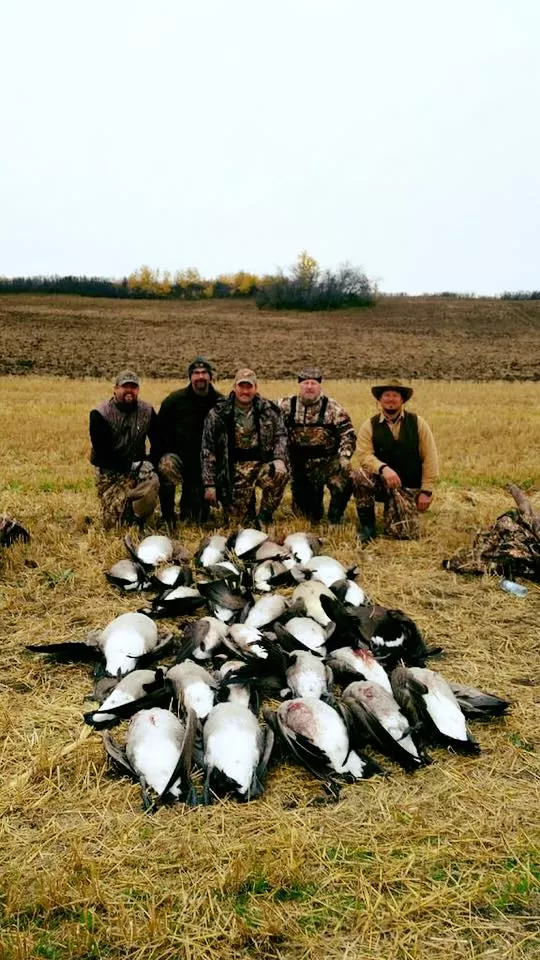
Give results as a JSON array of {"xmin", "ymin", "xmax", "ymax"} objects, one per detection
[
  {"xmin": 444, "ymin": 510, "xmax": 540, "ymax": 579},
  {"xmin": 291, "ymin": 456, "xmax": 352, "ymax": 522},
  {"xmin": 352, "ymin": 468, "xmax": 421, "ymax": 540},
  {"xmin": 96, "ymin": 461, "xmax": 159, "ymax": 531},
  {"xmin": 158, "ymin": 453, "xmax": 208, "ymax": 523},
  {"xmin": 228, "ymin": 461, "xmax": 289, "ymax": 524}
]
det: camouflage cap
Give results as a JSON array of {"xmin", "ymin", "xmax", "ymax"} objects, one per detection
[
  {"xmin": 188, "ymin": 356, "xmax": 213, "ymax": 378},
  {"xmin": 371, "ymin": 378, "xmax": 413, "ymax": 402},
  {"xmin": 234, "ymin": 367, "xmax": 258, "ymax": 386},
  {"xmin": 298, "ymin": 366, "xmax": 322, "ymax": 382},
  {"xmin": 115, "ymin": 370, "xmax": 140, "ymax": 387}
]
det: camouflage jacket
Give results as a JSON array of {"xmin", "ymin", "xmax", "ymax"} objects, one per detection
[
  {"xmin": 279, "ymin": 394, "xmax": 356, "ymax": 462},
  {"xmin": 201, "ymin": 393, "xmax": 289, "ymax": 507}
]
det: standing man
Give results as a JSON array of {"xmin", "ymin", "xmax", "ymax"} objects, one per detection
[
  {"xmin": 279, "ymin": 367, "xmax": 356, "ymax": 524},
  {"xmin": 352, "ymin": 379, "xmax": 439, "ymax": 541},
  {"xmin": 156, "ymin": 357, "xmax": 222, "ymax": 526},
  {"xmin": 89, "ymin": 370, "xmax": 160, "ymax": 530},
  {"xmin": 201, "ymin": 368, "xmax": 289, "ymax": 527}
]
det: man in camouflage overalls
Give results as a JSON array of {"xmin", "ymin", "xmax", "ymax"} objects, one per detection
[
  {"xmin": 279, "ymin": 367, "xmax": 356, "ymax": 524},
  {"xmin": 352, "ymin": 378, "xmax": 439, "ymax": 541},
  {"xmin": 201, "ymin": 368, "xmax": 289, "ymax": 527},
  {"xmin": 89, "ymin": 370, "xmax": 160, "ymax": 530}
]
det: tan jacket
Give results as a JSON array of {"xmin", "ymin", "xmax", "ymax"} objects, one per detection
[{"xmin": 357, "ymin": 411, "xmax": 439, "ymax": 489}]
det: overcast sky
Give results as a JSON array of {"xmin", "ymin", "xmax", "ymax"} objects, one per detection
[{"xmin": 1, "ymin": 0, "xmax": 539, "ymax": 294}]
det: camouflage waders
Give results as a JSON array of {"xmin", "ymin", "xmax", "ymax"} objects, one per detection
[
  {"xmin": 352, "ymin": 468, "xmax": 421, "ymax": 540},
  {"xmin": 292, "ymin": 456, "xmax": 352, "ymax": 523},
  {"xmin": 158, "ymin": 453, "xmax": 209, "ymax": 525},
  {"xmin": 96, "ymin": 460, "xmax": 159, "ymax": 530},
  {"xmin": 227, "ymin": 460, "xmax": 288, "ymax": 525},
  {"xmin": 444, "ymin": 509, "xmax": 540, "ymax": 580}
]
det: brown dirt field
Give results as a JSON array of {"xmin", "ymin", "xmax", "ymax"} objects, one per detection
[{"xmin": 1, "ymin": 293, "xmax": 539, "ymax": 381}]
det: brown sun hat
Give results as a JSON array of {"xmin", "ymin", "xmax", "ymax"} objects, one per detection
[{"xmin": 371, "ymin": 379, "xmax": 413, "ymax": 402}]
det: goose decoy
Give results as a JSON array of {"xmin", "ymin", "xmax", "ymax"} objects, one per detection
[
  {"xmin": 391, "ymin": 665, "xmax": 480, "ymax": 755},
  {"xmin": 201, "ymin": 701, "xmax": 274, "ymax": 804},
  {"xmin": 27, "ymin": 612, "xmax": 173, "ymax": 677},
  {"xmin": 102, "ymin": 706, "xmax": 198, "ymax": 809}
]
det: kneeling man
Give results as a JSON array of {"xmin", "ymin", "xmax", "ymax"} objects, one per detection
[{"xmin": 352, "ymin": 379, "xmax": 439, "ymax": 541}]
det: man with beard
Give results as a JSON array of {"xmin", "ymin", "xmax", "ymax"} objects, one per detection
[
  {"xmin": 201, "ymin": 368, "xmax": 289, "ymax": 527},
  {"xmin": 156, "ymin": 357, "xmax": 223, "ymax": 527},
  {"xmin": 352, "ymin": 379, "xmax": 439, "ymax": 542},
  {"xmin": 279, "ymin": 367, "xmax": 356, "ymax": 524},
  {"xmin": 89, "ymin": 370, "xmax": 160, "ymax": 530}
]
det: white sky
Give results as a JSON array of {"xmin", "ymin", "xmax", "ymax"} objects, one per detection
[{"xmin": 1, "ymin": 0, "xmax": 539, "ymax": 294}]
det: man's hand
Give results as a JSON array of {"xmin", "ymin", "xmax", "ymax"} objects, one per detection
[
  {"xmin": 272, "ymin": 459, "xmax": 288, "ymax": 477},
  {"xmin": 204, "ymin": 486, "xmax": 217, "ymax": 504},
  {"xmin": 417, "ymin": 491, "xmax": 433, "ymax": 512},
  {"xmin": 380, "ymin": 465, "xmax": 401, "ymax": 489},
  {"xmin": 339, "ymin": 456, "xmax": 351, "ymax": 474}
]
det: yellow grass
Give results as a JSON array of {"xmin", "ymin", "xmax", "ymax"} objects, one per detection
[{"xmin": 0, "ymin": 377, "xmax": 539, "ymax": 960}]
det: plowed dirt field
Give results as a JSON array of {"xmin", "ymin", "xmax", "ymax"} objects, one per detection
[{"xmin": 1, "ymin": 293, "xmax": 539, "ymax": 380}]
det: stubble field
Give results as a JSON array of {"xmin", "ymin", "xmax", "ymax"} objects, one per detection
[{"xmin": 0, "ymin": 296, "xmax": 539, "ymax": 960}]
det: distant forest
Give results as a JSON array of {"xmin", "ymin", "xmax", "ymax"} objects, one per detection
[{"xmin": 0, "ymin": 253, "xmax": 538, "ymax": 306}]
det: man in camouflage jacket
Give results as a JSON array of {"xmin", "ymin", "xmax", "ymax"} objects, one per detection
[
  {"xmin": 279, "ymin": 367, "xmax": 356, "ymax": 523},
  {"xmin": 201, "ymin": 368, "xmax": 289, "ymax": 526},
  {"xmin": 89, "ymin": 370, "xmax": 160, "ymax": 530}
]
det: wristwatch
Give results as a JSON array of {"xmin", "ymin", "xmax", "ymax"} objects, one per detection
[
  {"xmin": 378, "ymin": 464, "xmax": 388, "ymax": 475},
  {"xmin": 420, "ymin": 489, "xmax": 432, "ymax": 496}
]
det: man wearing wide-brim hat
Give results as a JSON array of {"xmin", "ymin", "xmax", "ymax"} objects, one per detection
[
  {"xmin": 352, "ymin": 378, "xmax": 439, "ymax": 541},
  {"xmin": 89, "ymin": 370, "xmax": 160, "ymax": 530},
  {"xmin": 278, "ymin": 366, "xmax": 356, "ymax": 524}
]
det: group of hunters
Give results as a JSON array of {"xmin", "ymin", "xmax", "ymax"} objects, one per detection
[{"xmin": 88, "ymin": 359, "xmax": 440, "ymax": 542}]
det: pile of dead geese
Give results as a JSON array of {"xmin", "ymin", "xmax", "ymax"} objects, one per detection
[{"xmin": 27, "ymin": 528, "xmax": 510, "ymax": 809}]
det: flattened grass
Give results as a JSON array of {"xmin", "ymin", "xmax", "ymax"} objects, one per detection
[{"xmin": 0, "ymin": 377, "xmax": 539, "ymax": 960}]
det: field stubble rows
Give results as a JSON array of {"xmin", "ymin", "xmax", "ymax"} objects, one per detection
[{"xmin": 0, "ymin": 374, "xmax": 539, "ymax": 959}]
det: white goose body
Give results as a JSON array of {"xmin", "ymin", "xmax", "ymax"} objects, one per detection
[
  {"xmin": 101, "ymin": 612, "xmax": 158, "ymax": 676},
  {"xmin": 409, "ymin": 667, "xmax": 468, "ymax": 741},
  {"xmin": 279, "ymin": 698, "xmax": 368, "ymax": 778},
  {"xmin": 204, "ymin": 702, "xmax": 263, "ymax": 795},
  {"xmin": 126, "ymin": 708, "xmax": 187, "ymax": 797},
  {"xmin": 166, "ymin": 661, "xmax": 216, "ymax": 719}
]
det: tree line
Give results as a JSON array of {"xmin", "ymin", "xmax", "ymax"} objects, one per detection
[{"xmin": 0, "ymin": 253, "xmax": 376, "ymax": 311}]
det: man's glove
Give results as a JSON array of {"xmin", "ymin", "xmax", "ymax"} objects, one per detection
[
  {"xmin": 204, "ymin": 486, "xmax": 217, "ymax": 504},
  {"xmin": 271, "ymin": 459, "xmax": 288, "ymax": 477}
]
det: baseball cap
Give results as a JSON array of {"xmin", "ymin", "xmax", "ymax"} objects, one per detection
[
  {"xmin": 234, "ymin": 368, "xmax": 258, "ymax": 386},
  {"xmin": 115, "ymin": 370, "xmax": 140, "ymax": 387}
]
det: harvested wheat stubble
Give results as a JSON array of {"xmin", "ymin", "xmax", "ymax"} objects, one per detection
[{"xmin": 0, "ymin": 376, "xmax": 539, "ymax": 960}]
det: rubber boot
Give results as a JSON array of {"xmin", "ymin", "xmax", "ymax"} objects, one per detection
[
  {"xmin": 159, "ymin": 484, "xmax": 177, "ymax": 529},
  {"xmin": 356, "ymin": 505, "xmax": 377, "ymax": 543},
  {"xmin": 328, "ymin": 480, "xmax": 353, "ymax": 525}
]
